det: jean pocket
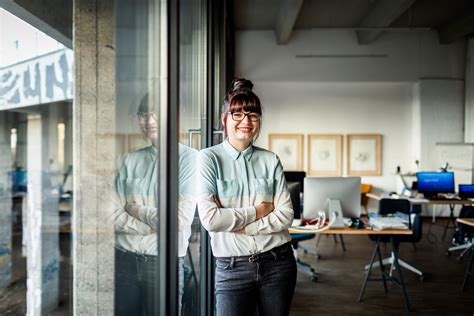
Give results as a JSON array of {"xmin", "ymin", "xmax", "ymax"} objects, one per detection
[{"xmin": 216, "ymin": 259, "xmax": 233, "ymax": 271}]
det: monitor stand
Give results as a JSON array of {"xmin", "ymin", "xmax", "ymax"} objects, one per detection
[{"xmin": 328, "ymin": 199, "xmax": 345, "ymax": 228}]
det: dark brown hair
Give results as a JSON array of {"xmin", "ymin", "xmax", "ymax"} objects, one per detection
[{"xmin": 222, "ymin": 78, "xmax": 262, "ymax": 139}]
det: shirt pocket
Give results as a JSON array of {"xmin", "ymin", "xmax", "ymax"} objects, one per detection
[
  {"xmin": 124, "ymin": 178, "xmax": 147, "ymax": 202},
  {"xmin": 252, "ymin": 178, "xmax": 275, "ymax": 203},
  {"xmin": 215, "ymin": 179, "xmax": 241, "ymax": 200}
]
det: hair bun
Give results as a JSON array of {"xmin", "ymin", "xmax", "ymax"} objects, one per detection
[{"xmin": 231, "ymin": 78, "xmax": 253, "ymax": 93}]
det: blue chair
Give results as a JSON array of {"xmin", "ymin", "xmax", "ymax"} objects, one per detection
[{"xmin": 287, "ymin": 182, "xmax": 318, "ymax": 282}]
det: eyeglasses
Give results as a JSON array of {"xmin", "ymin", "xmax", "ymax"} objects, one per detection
[
  {"xmin": 137, "ymin": 112, "xmax": 158, "ymax": 121},
  {"xmin": 227, "ymin": 111, "xmax": 260, "ymax": 122}
]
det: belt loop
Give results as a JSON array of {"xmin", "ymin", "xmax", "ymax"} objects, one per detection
[
  {"xmin": 271, "ymin": 250, "xmax": 277, "ymax": 260},
  {"xmin": 230, "ymin": 257, "xmax": 235, "ymax": 268},
  {"xmin": 135, "ymin": 253, "xmax": 148, "ymax": 263}
]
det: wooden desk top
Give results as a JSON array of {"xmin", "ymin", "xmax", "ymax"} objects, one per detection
[
  {"xmin": 456, "ymin": 218, "xmax": 474, "ymax": 227},
  {"xmin": 366, "ymin": 193, "xmax": 474, "ymax": 206},
  {"xmin": 289, "ymin": 227, "xmax": 412, "ymax": 235}
]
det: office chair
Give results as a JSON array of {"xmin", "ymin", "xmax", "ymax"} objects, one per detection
[
  {"xmin": 288, "ymin": 182, "xmax": 318, "ymax": 282},
  {"xmin": 366, "ymin": 198, "xmax": 424, "ymax": 280},
  {"xmin": 360, "ymin": 183, "xmax": 373, "ymax": 214},
  {"xmin": 448, "ymin": 206, "xmax": 474, "ymax": 262},
  {"xmin": 457, "ymin": 221, "xmax": 474, "ymax": 291}
]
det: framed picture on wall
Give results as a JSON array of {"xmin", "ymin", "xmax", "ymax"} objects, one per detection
[
  {"xmin": 347, "ymin": 134, "xmax": 382, "ymax": 176},
  {"xmin": 307, "ymin": 134, "xmax": 343, "ymax": 176},
  {"xmin": 268, "ymin": 133, "xmax": 304, "ymax": 171}
]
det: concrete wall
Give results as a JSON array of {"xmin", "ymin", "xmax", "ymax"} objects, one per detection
[
  {"xmin": 73, "ymin": 0, "xmax": 115, "ymax": 314},
  {"xmin": 465, "ymin": 39, "xmax": 474, "ymax": 147},
  {"xmin": 0, "ymin": 112, "xmax": 13, "ymax": 289}
]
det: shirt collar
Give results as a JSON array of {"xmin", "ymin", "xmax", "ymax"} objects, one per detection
[{"xmin": 223, "ymin": 139, "xmax": 254, "ymax": 161}]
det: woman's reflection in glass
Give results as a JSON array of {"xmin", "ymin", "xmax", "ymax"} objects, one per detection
[{"xmin": 111, "ymin": 93, "xmax": 196, "ymax": 315}]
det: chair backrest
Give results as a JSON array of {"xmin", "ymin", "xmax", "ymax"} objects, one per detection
[
  {"xmin": 361, "ymin": 183, "xmax": 372, "ymax": 194},
  {"xmin": 284, "ymin": 171, "xmax": 306, "ymax": 192},
  {"xmin": 378, "ymin": 198, "xmax": 411, "ymax": 215},
  {"xmin": 378, "ymin": 198, "xmax": 412, "ymax": 228},
  {"xmin": 360, "ymin": 183, "xmax": 372, "ymax": 210},
  {"xmin": 411, "ymin": 213, "xmax": 423, "ymax": 242},
  {"xmin": 378, "ymin": 198, "xmax": 423, "ymax": 244},
  {"xmin": 287, "ymin": 182, "xmax": 301, "ymax": 219}
]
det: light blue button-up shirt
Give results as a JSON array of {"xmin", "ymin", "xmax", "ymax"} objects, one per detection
[
  {"xmin": 109, "ymin": 144, "xmax": 196, "ymax": 256},
  {"xmin": 197, "ymin": 139, "xmax": 293, "ymax": 257}
]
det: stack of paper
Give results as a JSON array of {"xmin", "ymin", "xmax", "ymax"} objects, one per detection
[{"xmin": 369, "ymin": 216, "xmax": 408, "ymax": 230}]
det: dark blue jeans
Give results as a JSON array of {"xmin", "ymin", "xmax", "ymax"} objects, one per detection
[
  {"xmin": 114, "ymin": 249, "xmax": 184, "ymax": 315},
  {"xmin": 215, "ymin": 242, "xmax": 297, "ymax": 316}
]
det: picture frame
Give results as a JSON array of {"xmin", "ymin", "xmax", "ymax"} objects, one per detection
[
  {"xmin": 268, "ymin": 133, "xmax": 304, "ymax": 171},
  {"xmin": 307, "ymin": 134, "xmax": 343, "ymax": 176},
  {"xmin": 347, "ymin": 134, "xmax": 382, "ymax": 176}
]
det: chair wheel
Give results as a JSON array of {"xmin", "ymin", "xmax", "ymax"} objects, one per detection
[
  {"xmin": 420, "ymin": 276, "xmax": 424, "ymax": 281},
  {"xmin": 447, "ymin": 251, "xmax": 451, "ymax": 257},
  {"xmin": 456, "ymin": 256, "xmax": 463, "ymax": 263},
  {"xmin": 311, "ymin": 276, "xmax": 318, "ymax": 282},
  {"xmin": 316, "ymin": 254, "xmax": 321, "ymax": 260}
]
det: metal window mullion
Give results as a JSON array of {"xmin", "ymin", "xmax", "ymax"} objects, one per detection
[{"xmin": 158, "ymin": 0, "xmax": 179, "ymax": 315}]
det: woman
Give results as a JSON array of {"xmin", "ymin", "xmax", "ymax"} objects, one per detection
[{"xmin": 197, "ymin": 79, "xmax": 297, "ymax": 315}]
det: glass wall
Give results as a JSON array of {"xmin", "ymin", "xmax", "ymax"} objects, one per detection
[
  {"xmin": 0, "ymin": 0, "xmax": 226, "ymax": 314},
  {"xmin": 179, "ymin": 0, "xmax": 208, "ymax": 314},
  {"xmin": 113, "ymin": 0, "xmax": 163, "ymax": 314},
  {"xmin": 0, "ymin": 8, "xmax": 74, "ymax": 314},
  {"xmin": 113, "ymin": 0, "xmax": 210, "ymax": 314}
]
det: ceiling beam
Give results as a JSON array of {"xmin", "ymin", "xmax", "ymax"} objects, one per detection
[
  {"xmin": 275, "ymin": 0, "xmax": 304, "ymax": 45},
  {"xmin": 438, "ymin": 10, "xmax": 474, "ymax": 44},
  {"xmin": 356, "ymin": 0, "xmax": 416, "ymax": 45},
  {"xmin": 0, "ymin": 0, "xmax": 72, "ymax": 48}
]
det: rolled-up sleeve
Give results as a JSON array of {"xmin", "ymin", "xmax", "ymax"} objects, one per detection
[
  {"xmin": 197, "ymin": 150, "xmax": 256, "ymax": 232},
  {"xmin": 244, "ymin": 156, "xmax": 294, "ymax": 236}
]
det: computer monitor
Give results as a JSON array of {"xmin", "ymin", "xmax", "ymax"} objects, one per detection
[
  {"xmin": 459, "ymin": 184, "xmax": 474, "ymax": 199},
  {"xmin": 416, "ymin": 172, "xmax": 455, "ymax": 197},
  {"xmin": 284, "ymin": 171, "xmax": 306, "ymax": 192},
  {"xmin": 287, "ymin": 182, "xmax": 301, "ymax": 218},
  {"xmin": 303, "ymin": 177, "xmax": 361, "ymax": 222}
]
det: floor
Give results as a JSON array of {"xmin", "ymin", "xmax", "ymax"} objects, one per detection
[{"xmin": 291, "ymin": 219, "xmax": 474, "ymax": 315}]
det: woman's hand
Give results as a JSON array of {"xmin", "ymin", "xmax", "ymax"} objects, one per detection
[
  {"xmin": 255, "ymin": 202, "xmax": 274, "ymax": 219},
  {"xmin": 125, "ymin": 201, "xmax": 141, "ymax": 219}
]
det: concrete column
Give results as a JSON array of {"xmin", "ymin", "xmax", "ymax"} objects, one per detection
[
  {"xmin": 419, "ymin": 79, "xmax": 464, "ymax": 171},
  {"xmin": 26, "ymin": 109, "xmax": 60, "ymax": 315},
  {"xmin": 465, "ymin": 39, "xmax": 474, "ymax": 144},
  {"xmin": 73, "ymin": 0, "xmax": 116, "ymax": 314},
  {"xmin": 418, "ymin": 79, "xmax": 465, "ymax": 217},
  {"xmin": 0, "ymin": 112, "xmax": 13, "ymax": 288}
]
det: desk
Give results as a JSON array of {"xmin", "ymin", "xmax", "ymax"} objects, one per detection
[
  {"xmin": 289, "ymin": 227, "xmax": 413, "ymax": 311},
  {"xmin": 367, "ymin": 193, "xmax": 474, "ymax": 242},
  {"xmin": 456, "ymin": 218, "xmax": 474, "ymax": 291}
]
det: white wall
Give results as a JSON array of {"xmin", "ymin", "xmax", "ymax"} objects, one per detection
[
  {"xmin": 237, "ymin": 30, "xmax": 468, "ymax": 214},
  {"xmin": 236, "ymin": 30, "xmax": 465, "ymax": 82},
  {"xmin": 253, "ymin": 81, "xmax": 415, "ymax": 193}
]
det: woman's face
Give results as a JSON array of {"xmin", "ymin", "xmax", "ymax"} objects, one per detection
[
  {"xmin": 223, "ymin": 110, "xmax": 260, "ymax": 144},
  {"xmin": 138, "ymin": 112, "xmax": 158, "ymax": 144}
]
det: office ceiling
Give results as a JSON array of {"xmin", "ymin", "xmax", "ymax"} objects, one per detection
[{"xmin": 234, "ymin": 0, "xmax": 474, "ymax": 45}]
